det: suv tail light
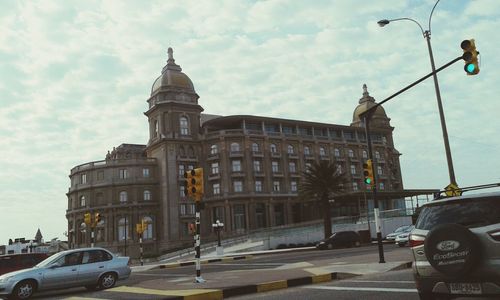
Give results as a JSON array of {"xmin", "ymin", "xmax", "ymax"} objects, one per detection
[
  {"xmin": 488, "ymin": 229, "xmax": 500, "ymax": 242},
  {"xmin": 409, "ymin": 233, "xmax": 425, "ymax": 248}
]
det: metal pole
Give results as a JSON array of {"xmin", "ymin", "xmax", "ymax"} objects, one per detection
[
  {"xmin": 194, "ymin": 201, "xmax": 205, "ymax": 283},
  {"xmin": 217, "ymin": 227, "xmax": 221, "ymax": 247},
  {"xmin": 124, "ymin": 216, "xmax": 127, "ymax": 256},
  {"xmin": 139, "ymin": 236, "xmax": 143, "ymax": 266},
  {"xmin": 364, "ymin": 114, "xmax": 385, "ymax": 263},
  {"xmin": 424, "ymin": 31, "xmax": 457, "ymax": 185},
  {"xmin": 91, "ymin": 228, "xmax": 94, "ymax": 248}
]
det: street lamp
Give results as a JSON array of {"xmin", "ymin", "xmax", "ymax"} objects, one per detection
[
  {"xmin": 212, "ymin": 220, "xmax": 224, "ymax": 256},
  {"xmin": 378, "ymin": 0, "xmax": 458, "ymax": 188}
]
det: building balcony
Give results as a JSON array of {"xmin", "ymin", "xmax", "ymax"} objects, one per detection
[
  {"xmin": 253, "ymin": 171, "xmax": 265, "ymax": 177},
  {"xmin": 271, "ymin": 152, "xmax": 281, "ymax": 158},
  {"xmin": 229, "ymin": 151, "xmax": 244, "ymax": 158},
  {"xmin": 207, "ymin": 153, "xmax": 220, "ymax": 161},
  {"xmin": 287, "ymin": 153, "xmax": 299, "ymax": 159},
  {"xmin": 271, "ymin": 171, "xmax": 284, "ymax": 177},
  {"xmin": 319, "ymin": 155, "xmax": 330, "ymax": 161},
  {"xmin": 252, "ymin": 151, "xmax": 264, "ymax": 157},
  {"xmin": 230, "ymin": 171, "xmax": 245, "ymax": 178},
  {"xmin": 208, "ymin": 173, "xmax": 221, "ymax": 181},
  {"xmin": 304, "ymin": 154, "xmax": 315, "ymax": 160}
]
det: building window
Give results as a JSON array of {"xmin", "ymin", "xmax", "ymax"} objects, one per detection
[
  {"xmin": 380, "ymin": 182, "xmax": 385, "ymax": 190},
  {"xmin": 118, "ymin": 217, "xmax": 129, "ymax": 241},
  {"xmin": 255, "ymin": 203, "xmax": 266, "ymax": 228},
  {"xmin": 334, "ymin": 148, "xmax": 340, "ymax": 157},
  {"xmin": 213, "ymin": 183, "xmax": 220, "ymax": 195},
  {"xmin": 362, "ymin": 150, "xmax": 368, "ymax": 159},
  {"xmin": 287, "ymin": 145, "xmax": 294, "ymax": 154},
  {"xmin": 304, "ymin": 146, "xmax": 310, "ymax": 155},
  {"xmin": 180, "ymin": 116, "xmax": 189, "ymax": 135},
  {"xmin": 291, "ymin": 181, "xmax": 298, "ymax": 192},
  {"xmin": 375, "ymin": 151, "xmax": 381, "ymax": 160},
  {"xmin": 187, "ymin": 204, "xmax": 195, "ymax": 215},
  {"xmin": 252, "ymin": 143, "xmax": 259, "ymax": 152},
  {"xmin": 143, "ymin": 168, "xmax": 150, "ymax": 178},
  {"xmin": 273, "ymin": 181, "xmax": 280, "ymax": 192},
  {"xmin": 154, "ymin": 120, "xmax": 159, "ymax": 137},
  {"xmin": 211, "ymin": 162, "xmax": 219, "ymax": 175},
  {"xmin": 180, "ymin": 204, "xmax": 186, "ymax": 215},
  {"xmin": 141, "ymin": 216, "xmax": 153, "ymax": 240},
  {"xmin": 179, "ymin": 164, "xmax": 185, "ymax": 176},
  {"xmin": 180, "ymin": 185, "xmax": 185, "ymax": 197},
  {"xmin": 144, "ymin": 190, "xmax": 151, "ymax": 201},
  {"xmin": 305, "ymin": 162, "xmax": 312, "ymax": 173},
  {"xmin": 270, "ymin": 143, "xmax": 278, "ymax": 153},
  {"xmin": 119, "ymin": 169, "xmax": 129, "ymax": 179},
  {"xmin": 97, "ymin": 171, "xmax": 104, "ymax": 181},
  {"xmin": 80, "ymin": 196, "xmax": 86, "ymax": 207},
  {"xmin": 377, "ymin": 166, "xmax": 383, "ymax": 175},
  {"xmin": 255, "ymin": 180, "xmax": 262, "ymax": 192},
  {"xmin": 234, "ymin": 181, "xmax": 243, "ymax": 192},
  {"xmin": 232, "ymin": 160, "xmax": 241, "ymax": 172},
  {"xmin": 230, "ymin": 142, "xmax": 240, "ymax": 152},
  {"xmin": 350, "ymin": 165, "xmax": 356, "ymax": 175},
  {"xmin": 319, "ymin": 147, "xmax": 326, "ymax": 156},
  {"xmin": 81, "ymin": 174, "xmax": 87, "ymax": 184},
  {"xmin": 233, "ymin": 204, "xmax": 246, "ymax": 231},
  {"xmin": 210, "ymin": 144, "xmax": 218, "ymax": 155},
  {"xmin": 289, "ymin": 162, "xmax": 296, "ymax": 173},
  {"xmin": 272, "ymin": 161, "xmax": 279, "ymax": 173},
  {"xmin": 212, "ymin": 206, "xmax": 225, "ymax": 223},
  {"xmin": 348, "ymin": 149, "xmax": 354, "ymax": 158},
  {"xmin": 353, "ymin": 182, "xmax": 359, "ymax": 191},
  {"xmin": 336, "ymin": 164, "xmax": 342, "ymax": 174},
  {"xmin": 119, "ymin": 191, "xmax": 127, "ymax": 203},
  {"xmin": 253, "ymin": 160, "xmax": 261, "ymax": 172}
]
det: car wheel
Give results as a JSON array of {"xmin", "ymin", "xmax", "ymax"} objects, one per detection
[
  {"xmin": 11, "ymin": 280, "xmax": 36, "ymax": 300},
  {"xmin": 98, "ymin": 272, "xmax": 117, "ymax": 289},
  {"xmin": 424, "ymin": 223, "xmax": 481, "ymax": 278}
]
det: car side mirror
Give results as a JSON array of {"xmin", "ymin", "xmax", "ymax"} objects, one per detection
[{"xmin": 50, "ymin": 263, "xmax": 62, "ymax": 269}]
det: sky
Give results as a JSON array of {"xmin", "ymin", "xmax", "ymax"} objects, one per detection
[{"xmin": 0, "ymin": 0, "xmax": 499, "ymax": 244}]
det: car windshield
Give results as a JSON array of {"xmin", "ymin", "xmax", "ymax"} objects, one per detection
[
  {"xmin": 394, "ymin": 226, "xmax": 409, "ymax": 233},
  {"xmin": 36, "ymin": 252, "xmax": 65, "ymax": 268},
  {"xmin": 416, "ymin": 197, "xmax": 500, "ymax": 230}
]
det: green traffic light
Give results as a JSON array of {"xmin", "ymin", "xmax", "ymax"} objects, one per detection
[
  {"xmin": 364, "ymin": 178, "xmax": 371, "ymax": 184},
  {"xmin": 465, "ymin": 63, "xmax": 476, "ymax": 73}
]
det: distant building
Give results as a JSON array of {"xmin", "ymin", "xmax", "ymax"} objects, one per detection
[{"xmin": 66, "ymin": 48, "xmax": 426, "ymax": 257}]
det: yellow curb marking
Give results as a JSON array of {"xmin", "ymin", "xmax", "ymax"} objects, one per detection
[
  {"xmin": 106, "ymin": 286, "xmax": 223, "ymax": 299},
  {"xmin": 64, "ymin": 297, "xmax": 108, "ymax": 300},
  {"xmin": 256, "ymin": 280, "xmax": 288, "ymax": 292},
  {"xmin": 312, "ymin": 273, "xmax": 332, "ymax": 283}
]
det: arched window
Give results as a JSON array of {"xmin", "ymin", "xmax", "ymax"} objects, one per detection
[
  {"xmin": 287, "ymin": 145, "xmax": 294, "ymax": 154},
  {"xmin": 210, "ymin": 144, "xmax": 218, "ymax": 155},
  {"xmin": 304, "ymin": 146, "xmax": 310, "ymax": 155},
  {"xmin": 143, "ymin": 190, "xmax": 151, "ymax": 201},
  {"xmin": 375, "ymin": 151, "xmax": 381, "ymax": 160},
  {"xmin": 362, "ymin": 150, "xmax": 368, "ymax": 159},
  {"xmin": 319, "ymin": 147, "xmax": 326, "ymax": 156},
  {"xmin": 334, "ymin": 148, "xmax": 340, "ymax": 157},
  {"xmin": 180, "ymin": 116, "xmax": 189, "ymax": 135},
  {"xmin": 252, "ymin": 143, "xmax": 259, "ymax": 152},
  {"xmin": 348, "ymin": 149, "xmax": 354, "ymax": 158},
  {"xmin": 142, "ymin": 216, "xmax": 153, "ymax": 240},
  {"xmin": 119, "ymin": 191, "xmax": 127, "ymax": 203},
  {"xmin": 154, "ymin": 120, "xmax": 159, "ymax": 137},
  {"xmin": 118, "ymin": 217, "xmax": 129, "ymax": 241},
  {"xmin": 270, "ymin": 144, "xmax": 278, "ymax": 153},
  {"xmin": 179, "ymin": 146, "xmax": 185, "ymax": 156},
  {"xmin": 188, "ymin": 146, "xmax": 194, "ymax": 156},
  {"xmin": 230, "ymin": 142, "xmax": 240, "ymax": 152},
  {"xmin": 80, "ymin": 196, "xmax": 86, "ymax": 207}
]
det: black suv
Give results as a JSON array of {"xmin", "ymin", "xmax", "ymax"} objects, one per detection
[
  {"xmin": 316, "ymin": 231, "xmax": 361, "ymax": 250},
  {"xmin": 410, "ymin": 191, "xmax": 500, "ymax": 299}
]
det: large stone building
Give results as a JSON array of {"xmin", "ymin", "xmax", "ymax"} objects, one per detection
[{"xmin": 66, "ymin": 48, "xmax": 408, "ymax": 257}]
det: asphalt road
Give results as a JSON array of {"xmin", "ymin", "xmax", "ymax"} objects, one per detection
[{"xmin": 230, "ymin": 269, "xmax": 488, "ymax": 300}]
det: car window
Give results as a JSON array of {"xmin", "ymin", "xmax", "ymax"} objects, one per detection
[
  {"xmin": 100, "ymin": 250, "xmax": 113, "ymax": 261},
  {"xmin": 57, "ymin": 252, "xmax": 82, "ymax": 266},
  {"xmin": 416, "ymin": 197, "xmax": 500, "ymax": 230}
]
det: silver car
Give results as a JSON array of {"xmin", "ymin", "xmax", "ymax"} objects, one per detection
[
  {"xmin": 0, "ymin": 247, "xmax": 130, "ymax": 299},
  {"xmin": 410, "ymin": 191, "xmax": 500, "ymax": 299},
  {"xmin": 385, "ymin": 225, "xmax": 412, "ymax": 241}
]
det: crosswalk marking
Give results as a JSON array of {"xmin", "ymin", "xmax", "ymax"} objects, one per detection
[{"xmin": 302, "ymin": 286, "xmax": 418, "ymax": 293}]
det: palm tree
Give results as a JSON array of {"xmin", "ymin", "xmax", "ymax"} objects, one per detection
[{"xmin": 299, "ymin": 160, "xmax": 346, "ymax": 239}]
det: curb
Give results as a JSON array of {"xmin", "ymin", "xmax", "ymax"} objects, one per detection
[
  {"xmin": 389, "ymin": 261, "xmax": 413, "ymax": 271},
  {"xmin": 157, "ymin": 255, "xmax": 253, "ymax": 269}
]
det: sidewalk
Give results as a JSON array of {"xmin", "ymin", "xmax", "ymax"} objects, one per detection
[{"xmin": 122, "ymin": 245, "xmax": 413, "ymax": 299}]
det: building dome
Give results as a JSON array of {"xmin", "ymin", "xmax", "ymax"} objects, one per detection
[
  {"xmin": 351, "ymin": 84, "xmax": 391, "ymax": 128},
  {"xmin": 151, "ymin": 48, "xmax": 195, "ymax": 96}
]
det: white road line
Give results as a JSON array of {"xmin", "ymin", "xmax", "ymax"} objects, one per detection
[
  {"xmin": 343, "ymin": 280, "xmax": 415, "ymax": 284},
  {"xmin": 302, "ymin": 286, "xmax": 418, "ymax": 293}
]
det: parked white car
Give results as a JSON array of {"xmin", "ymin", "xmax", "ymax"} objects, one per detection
[
  {"xmin": 385, "ymin": 225, "xmax": 412, "ymax": 241},
  {"xmin": 0, "ymin": 247, "xmax": 130, "ymax": 299},
  {"xmin": 395, "ymin": 225, "xmax": 415, "ymax": 247}
]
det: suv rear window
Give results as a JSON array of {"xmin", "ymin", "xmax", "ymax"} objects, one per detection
[{"xmin": 416, "ymin": 197, "xmax": 500, "ymax": 230}]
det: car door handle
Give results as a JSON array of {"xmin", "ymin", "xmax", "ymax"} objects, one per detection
[
  {"xmin": 99, "ymin": 266, "xmax": 104, "ymax": 268},
  {"xmin": 71, "ymin": 268, "xmax": 77, "ymax": 271}
]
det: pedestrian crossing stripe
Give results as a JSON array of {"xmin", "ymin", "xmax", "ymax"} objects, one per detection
[{"xmin": 105, "ymin": 286, "xmax": 223, "ymax": 300}]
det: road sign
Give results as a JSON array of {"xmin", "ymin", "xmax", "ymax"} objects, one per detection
[{"xmin": 445, "ymin": 183, "xmax": 462, "ymax": 197}]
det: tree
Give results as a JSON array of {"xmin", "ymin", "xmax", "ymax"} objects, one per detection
[{"xmin": 298, "ymin": 161, "xmax": 346, "ymax": 239}]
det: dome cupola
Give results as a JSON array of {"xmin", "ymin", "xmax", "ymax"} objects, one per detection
[
  {"xmin": 150, "ymin": 47, "xmax": 196, "ymax": 96},
  {"xmin": 351, "ymin": 84, "xmax": 391, "ymax": 128}
]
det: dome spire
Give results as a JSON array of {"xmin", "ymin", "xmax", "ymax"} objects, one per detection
[
  {"xmin": 162, "ymin": 47, "xmax": 181, "ymax": 73},
  {"xmin": 359, "ymin": 83, "xmax": 375, "ymax": 104}
]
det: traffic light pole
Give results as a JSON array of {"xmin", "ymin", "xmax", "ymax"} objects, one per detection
[
  {"xmin": 90, "ymin": 228, "xmax": 95, "ymax": 248},
  {"xmin": 139, "ymin": 235, "xmax": 144, "ymax": 266},
  {"xmin": 363, "ymin": 113, "xmax": 385, "ymax": 264},
  {"xmin": 194, "ymin": 200, "xmax": 205, "ymax": 283}
]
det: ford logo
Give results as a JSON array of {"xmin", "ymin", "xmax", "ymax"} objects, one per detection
[{"xmin": 436, "ymin": 240, "xmax": 460, "ymax": 251}]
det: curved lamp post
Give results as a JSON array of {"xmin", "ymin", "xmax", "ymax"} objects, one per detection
[{"xmin": 378, "ymin": 0, "xmax": 458, "ymax": 187}]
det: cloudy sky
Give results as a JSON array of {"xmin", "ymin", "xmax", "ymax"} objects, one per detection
[{"xmin": 0, "ymin": 0, "xmax": 498, "ymax": 244}]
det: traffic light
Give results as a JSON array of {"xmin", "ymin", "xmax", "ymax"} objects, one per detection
[
  {"xmin": 136, "ymin": 223, "xmax": 144, "ymax": 234},
  {"xmin": 461, "ymin": 39, "xmax": 479, "ymax": 75},
  {"xmin": 184, "ymin": 168, "xmax": 204, "ymax": 201},
  {"xmin": 95, "ymin": 213, "xmax": 101, "ymax": 226},
  {"xmin": 363, "ymin": 159, "xmax": 374, "ymax": 186},
  {"xmin": 141, "ymin": 218, "xmax": 147, "ymax": 232},
  {"xmin": 84, "ymin": 212, "xmax": 92, "ymax": 226}
]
